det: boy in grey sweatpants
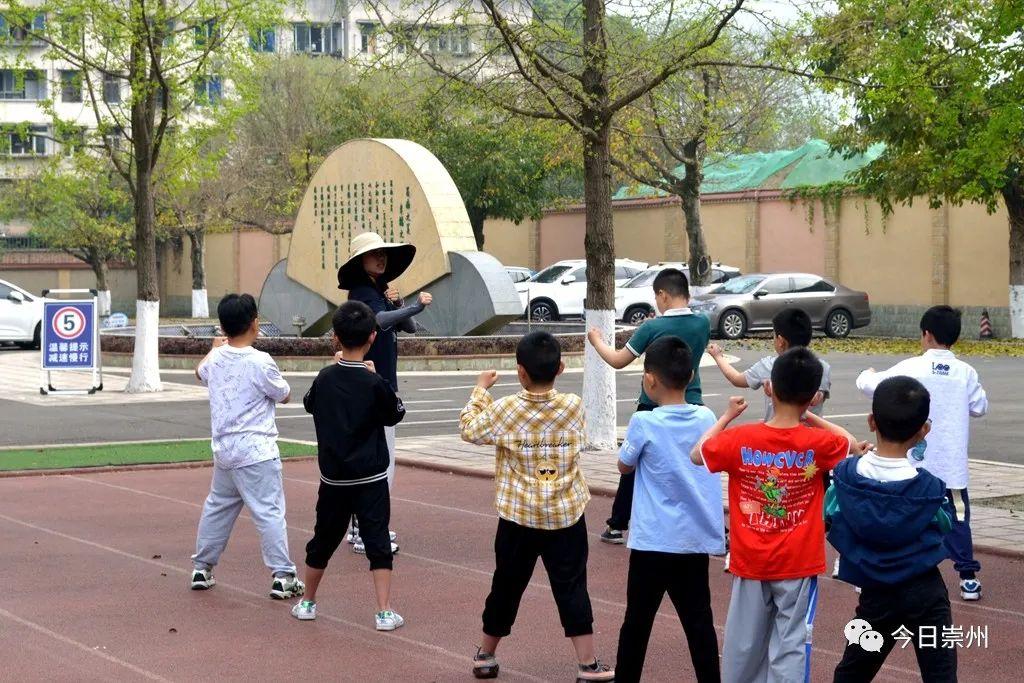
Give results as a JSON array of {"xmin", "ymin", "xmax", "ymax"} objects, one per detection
[
  {"xmin": 190, "ymin": 293, "xmax": 305, "ymax": 600},
  {"xmin": 693, "ymin": 348, "xmax": 863, "ymax": 682}
]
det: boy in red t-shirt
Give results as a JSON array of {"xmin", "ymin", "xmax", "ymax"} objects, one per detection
[{"xmin": 691, "ymin": 347, "xmax": 868, "ymax": 683}]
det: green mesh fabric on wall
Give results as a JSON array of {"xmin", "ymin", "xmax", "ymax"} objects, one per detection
[{"xmin": 612, "ymin": 139, "xmax": 886, "ymax": 200}]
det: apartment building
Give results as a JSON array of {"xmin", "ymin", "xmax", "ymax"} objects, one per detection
[{"xmin": 0, "ymin": 0, "xmax": 482, "ymax": 200}]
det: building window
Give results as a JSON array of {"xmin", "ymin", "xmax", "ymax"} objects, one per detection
[
  {"xmin": 0, "ymin": 12, "xmax": 45, "ymax": 42},
  {"xmin": 250, "ymin": 27, "xmax": 276, "ymax": 52},
  {"xmin": 58, "ymin": 126, "xmax": 86, "ymax": 155},
  {"xmin": 2, "ymin": 125, "xmax": 48, "ymax": 156},
  {"xmin": 194, "ymin": 18, "xmax": 218, "ymax": 48},
  {"xmin": 194, "ymin": 75, "xmax": 222, "ymax": 106},
  {"xmin": 102, "ymin": 74, "xmax": 122, "ymax": 103},
  {"xmin": 293, "ymin": 22, "xmax": 343, "ymax": 55},
  {"xmin": 359, "ymin": 24, "xmax": 377, "ymax": 54},
  {"xmin": 102, "ymin": 125, "xmax": 124, "ymax": 151},
  {"xmin": 0, "ymin": 69, "xmax": 46, "ymax": 100},
  {"xmin": 60, "ymin": 70, "xmax": 82, "ymax": 103},
  {"xmin": 430, "ymin": 28, "xmax": 472, "ymax": 56}
]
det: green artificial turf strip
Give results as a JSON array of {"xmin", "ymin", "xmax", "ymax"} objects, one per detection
[{"xmin": 0, "ymin": 439, "xmax": 315, "ymax": 471}]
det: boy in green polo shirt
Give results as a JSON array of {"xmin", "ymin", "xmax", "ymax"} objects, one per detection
[{"xmin": 587, "ymin": 267, "xmax": 710, "ymax": 544}]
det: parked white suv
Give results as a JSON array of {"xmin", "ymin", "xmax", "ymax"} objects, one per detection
[
  {"xmin": 518, "ymin": 259, "xmax": 648, "ymax": 321},
  {"xmin": 615, "ymin": 262, "xmax": 742, "ymax": 325},
  {"xmin": 0, "ymin": 278, "xmax": 44, "ymax": 349}
]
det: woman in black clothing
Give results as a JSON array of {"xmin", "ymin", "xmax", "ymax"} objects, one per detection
[{"xmin": 337, "ymin": 232, "xmax": 432, "ymax": 552}]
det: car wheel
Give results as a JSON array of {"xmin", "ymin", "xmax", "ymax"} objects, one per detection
[
  {"xmin": 719, "ymin": 310, "xmax": 747, "ymax": 340},
  {"xmin": 825, "ymin": 309, "xmax": 853, "ymax": 338},
  {"xmin": 17, "ymin": 323, "xmax": 41, "ymax": 350},
  {"xmin": 624, "ymin": 305, "xmax": 652, "ymax": 326},
  {"xmin": 529, "ymin": 300, "xmax": 559, "ymax": 322}
]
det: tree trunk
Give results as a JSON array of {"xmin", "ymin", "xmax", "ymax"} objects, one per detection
[
  {"xmin": 126, "ymin": 19, "xmax": 162, "ymax": 393},
  {"xmin": 580, "ymin": 0, "xmax": 617, "ymax": 450},
  {"xmin": 680, "ymin": 151, "xmax": 711, "ymax": 287},
  {"xmin": 468, "ymin": 207, "xmax": 486, "ymax": 250},
  {"xmin": 188, "ymin": 229, "xmax": 209, "ymax": 318},
  {"xmin": 92, "ymin": 258, "xmax": 112, "ymax": 316},
  {"xmin": 1004, "ymin": 180, "xmax": 1024, "ymax": 338}
]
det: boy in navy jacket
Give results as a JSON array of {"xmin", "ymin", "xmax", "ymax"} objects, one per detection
[{"xmin": 828, "ymin": 376, "xmax": 955, "ymax": 682}]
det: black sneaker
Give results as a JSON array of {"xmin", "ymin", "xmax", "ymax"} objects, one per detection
[
  {"xmin": 577, "ymin": 659, "xmax": 614, "ymax": 681},
  {"xmin": 472, "ymin": 647, "xmax": 500, "ymax": 679},
  {"xmin": 190, "ymin": 568, "xmax": 215, "ymax": 590},
  {"xmin": 600, "ymin": 527, "xmax": 625, "ymax": 545}
]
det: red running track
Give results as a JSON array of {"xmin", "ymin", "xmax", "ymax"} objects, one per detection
[{"xmin": 2, "ymin": 461, "xmax": 1022, "ymax": 682}]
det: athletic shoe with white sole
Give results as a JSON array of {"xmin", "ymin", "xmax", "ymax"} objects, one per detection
[
  {"xmin": 190, "ymin": 568, "xmax": 215, "ymax": 590},
  {"xmin": 723, "ymin": 552, "xmax": 731, "ymax": 573},
  {"xmin": 375, "ymin": 609, "xmax": 405, "ymax": 631},
  {"xmin": 599, "ymin": 527, "xmax": 625, "ymax": 545},
  {"xmin": 353, "ymin": 539, "xmax": 400, "ymax": 555},
  {"xmin": 472, "ymin": 647, "xmax": 500, "ymax": 679},
  {"xmin": 960, "ymin": 578, "xmax": 981, "ymax": 601},
  {"xmin": 291, "ymin": 600, "xmax": 317, "ymax": 621},
  {"xmin": 832, "ymin": 556, "xmax": 841, "ymax": 579},
  {"xmin": 576, "ymin": 659, "xmax": 615, "ymax": 681},
  {"xmin": 270, "ymin": 574, "xmax": 305, "ymax": 600}
]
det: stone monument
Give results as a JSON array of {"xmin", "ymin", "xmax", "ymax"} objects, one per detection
[{"xmin": 259, "ymin": 138, "xmax": 522, "ymax": 336}]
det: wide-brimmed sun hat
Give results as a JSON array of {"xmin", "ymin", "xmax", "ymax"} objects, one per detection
[{"xmin": 337, "ymin": 232, "xmax": 416, "ymax": 290}]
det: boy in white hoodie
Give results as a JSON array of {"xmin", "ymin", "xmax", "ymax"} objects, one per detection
[{"xmin": 856, "ymin": 305, "xmax": 988, "ymax": 601}]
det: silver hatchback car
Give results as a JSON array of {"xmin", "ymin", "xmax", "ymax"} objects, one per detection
[{"xmin": 691, "ymin": 273, "xmax": 871, "ymax": 339}]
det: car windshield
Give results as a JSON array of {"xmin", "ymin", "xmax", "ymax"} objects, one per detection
[
  {"xmin": 715, "ymin": 274, "xmax": 766, "ymax": 295},
  {"xmin": 530, "ymin": 265, "xmax": 573, "ymax": 284},
  {"xmin": 623, "ymin": 270, "xmax": 658, "ymax": 288}
]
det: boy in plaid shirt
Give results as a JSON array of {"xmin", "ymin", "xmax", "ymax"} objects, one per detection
[{"xmin": 461, "ymin": 331, "xmax": 614, "ymax": 682}]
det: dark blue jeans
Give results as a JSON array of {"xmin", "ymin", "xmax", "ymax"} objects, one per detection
[{"xmin": 944, "ymin": 488, "xmax": 980, "ymax": 579}]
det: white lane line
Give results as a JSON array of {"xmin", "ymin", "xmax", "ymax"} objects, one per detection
[
  {"xmin": 0, "ymin": 606, "xmax": 171, "ymax": 682},
  {"xmin": 280, "ymin": 400, "xmax": 455, "ymax": 409},
  {"xmin": 417, "ymin": 382, "xmax": 522, "ymax": 393},
  {"xmin": 824, "ymin": 413, "xmax": 870, "ymax": 419},
  {"xmin": 276, "ymin": 415, "xmax": 463, "ymax": 426},
  {"xmin": 52, "ymin": 477, "xmax": 922, "ymax": 677},
  {"xmin": 0, "ymin": 508, "xmax": 545, "ymax": 683}
]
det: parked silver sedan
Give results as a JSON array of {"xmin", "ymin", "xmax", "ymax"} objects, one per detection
[{"xmin": 690, "ymin": 273, "xmax": 871, "ymax": 339}]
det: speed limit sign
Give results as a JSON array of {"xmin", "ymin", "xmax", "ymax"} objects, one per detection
[
  {"xmin": 51, "ymin": 306, "xmax": 87, "ymax": 340},
  {"xmin": 42, "ymin": 300, "xmax": 96, "ymax": 370}
]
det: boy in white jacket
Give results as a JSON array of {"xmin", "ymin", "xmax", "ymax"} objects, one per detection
[{"xmin": 856, "ymin": 306, "xmax": 988, "ymax": 601}]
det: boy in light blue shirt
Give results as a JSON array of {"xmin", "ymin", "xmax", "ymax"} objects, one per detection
[{"xmin": 613, "ymin": 336, "xmax": 725, "ymax": 683}]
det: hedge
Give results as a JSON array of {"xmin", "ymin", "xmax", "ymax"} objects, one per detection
[{"xmin": 100, "ymin": 329, "xmax": 635, "ymax": 358}]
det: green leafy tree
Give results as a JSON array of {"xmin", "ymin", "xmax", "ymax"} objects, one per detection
[
  {"xmin": 0, "ymin": 154, "xmax": 133, "ymax": 315},
  {"xmin": 808, "ymin": 0, "xmax": 1024, "ymax": 335},
  {"xmin": 1, "ymin": 0, "xmax": 284, "ymax": 391},
  {"xmin": 368, "ymin": 0, "xmax": 788, "ymax": 446}
]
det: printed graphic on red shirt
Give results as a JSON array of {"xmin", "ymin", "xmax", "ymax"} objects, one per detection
[{"xmin": 703, "ymin": 424, "xmax": 848, "ymax": 580}]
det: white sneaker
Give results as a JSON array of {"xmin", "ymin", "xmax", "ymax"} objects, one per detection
[
  {"xmin": 960, "ymin": 578, "xmax": 981, "ymax": 601},
  {"xmin": 291, "ymin": 600, "xmax": 317, "ymax": 621},
  {"xmin": 375, "ymin": 609, "xmax": 405, "ymax": 631},
  {"xmin": 723, "ymin": 552, "xmax": 730, "ymax": 573},
  {"xmin": 191, "ymin": 568, "xmax": 215, "ymax": 590},
  {"xmin": 270, "ymin": 574, "xmax": 305, "ymax": 600},
  {"xmin": 831, "ymin": 556, "xmax": 841, "ymax": 579},
  {"xmin": 353, "ymin": 539, "xmax": 400, "ymax": 555}
]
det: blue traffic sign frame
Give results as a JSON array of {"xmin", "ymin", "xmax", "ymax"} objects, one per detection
[{"xmin": 39, "ymin": 290, "xmax": 103, "ymax": 395}]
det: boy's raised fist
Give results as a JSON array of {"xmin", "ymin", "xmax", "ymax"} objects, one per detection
[
  {"xmin": 707, "ymin": 343, "xmax": 724, "ymax": 358},
  {"xmin": 419, "ymin": 291, "xmax": 433, "ymax": 306},
  {"xmin": 477, "ymin": 370, "xmax": 499, "ymax": 390},
  {"xmin": 587, "ymin": 327, "xmax": 603, "ymax": 346},
  {"xmin": 725, "ymin": 396, "xmax": 748, "ymax": 420}
]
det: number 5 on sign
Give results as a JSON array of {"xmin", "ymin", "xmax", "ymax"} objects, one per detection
[{"xmin": 40, "ymin": 290, "xmax": 103, "ymax": 395}]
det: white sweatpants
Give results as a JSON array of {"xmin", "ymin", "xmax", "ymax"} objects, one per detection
[{"xmin": 192, "ymin": 457, "xmax": 297, "ymax": 577}]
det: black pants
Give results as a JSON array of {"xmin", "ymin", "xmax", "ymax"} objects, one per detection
[
  {"xmin": 616, "ymin": 551, "xmax": 720, "ymax": 683},
  {"xmin": 482, "ymin": 515, "xmax": 594, "ymax": 639},
  {"xmin": 607, "ymin": 403, "xmax": 655, "ymax": 531},
  {"xmin": 833, "ymin": 567, "xmax": 956, "ymax": 682},
  {"xmin": 306, "ymin": 480, "xmax": 392, "ymax": 571}
]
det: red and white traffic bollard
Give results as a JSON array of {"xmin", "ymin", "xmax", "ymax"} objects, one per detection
[{"xmin": 980, "ymin": 309, "xmax": 994, "ymax": 339}]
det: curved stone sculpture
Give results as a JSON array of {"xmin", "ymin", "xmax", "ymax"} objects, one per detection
[{"xmin": 261, "ymin": 138, "xmax": 522, "ymax": 336}]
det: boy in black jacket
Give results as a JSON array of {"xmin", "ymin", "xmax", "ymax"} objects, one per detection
[{"xmin": 291, "ymin": 301, "xmax": 406, "ymax": 631}]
